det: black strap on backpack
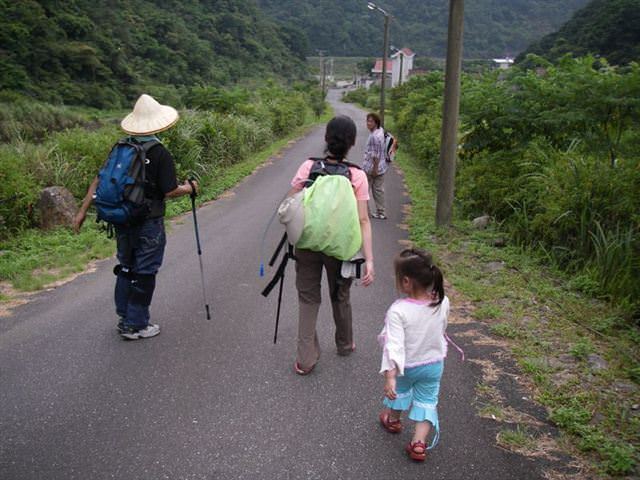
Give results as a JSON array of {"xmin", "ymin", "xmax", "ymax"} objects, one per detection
[
  {"xmin": 127, "ymin": 138, "xmax": 159, "ymax": 193},
  {"xmin": 306, "ymin": 156, "xmax": 361, "ymax": 186}
]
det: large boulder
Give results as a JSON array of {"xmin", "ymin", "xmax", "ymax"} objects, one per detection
[
  {"xmin": 36, "ymin": 186, "xmax": 77, "ymax": 230},
  {"xmin": 472, "ymin": 215, "xmax": 491, "ymax": 229}
]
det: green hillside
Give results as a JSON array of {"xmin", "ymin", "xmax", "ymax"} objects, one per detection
[
  {"xmin": 257, "ymin": 0, "xmax": 589, "ymax": 58},
  {"xmin": 0, "ymin": 0, "xmax": 308, "ymax": 107},
  {"xmin": 518, "ymin": 0, "xmax": 640, "ymax": 65}
]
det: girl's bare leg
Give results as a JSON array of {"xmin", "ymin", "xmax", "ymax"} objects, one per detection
[{"xmin": 413, "ymin": 421, "xmax": 431, "ymax": 444}]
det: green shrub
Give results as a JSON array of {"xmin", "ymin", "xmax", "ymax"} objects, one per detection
[
  {"xmin": 342, "ymin": 87, "xmax": 369, "ymax": 106},
  {"xmin": 391, "ymin": 72, "xmax": 444, "ymax": 164}
]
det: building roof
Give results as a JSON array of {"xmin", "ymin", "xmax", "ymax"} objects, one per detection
[
  {"xmin": 492, "ymin": 57, "xmax": 514, "ymax": 64},
  {"xmin": 391, "ymin": 48, "xmax": 416, "ymax": 59},
  {"xmin": 372, "ymin": 59, "xmax": 393, "ymax": 73}
]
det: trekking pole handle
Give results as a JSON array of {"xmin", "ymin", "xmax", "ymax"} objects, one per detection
[{"xmin": 188, "ymin": 178, "xmax": 198, "ymax": 199}]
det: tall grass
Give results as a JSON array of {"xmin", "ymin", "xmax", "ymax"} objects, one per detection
[
  {"xmin": 0, "ymin": 98, "xmax": 105, "ymax": 143},
  {"xmin": 589, "ymin": 222, "xmax": 638, "ymax": 301}
]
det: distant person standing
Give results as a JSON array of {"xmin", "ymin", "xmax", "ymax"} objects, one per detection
[
  {"xmin": 73, "ymin": 94, "xmax": 197, "ymax": 340},
  {"xmin": 362, "ymin": 112, "xmax": 387, "ymax": 219}
]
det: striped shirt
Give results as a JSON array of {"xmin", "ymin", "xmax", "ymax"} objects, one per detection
[{"xmin": 362, "ymin": 127, "xmax": 388, "ymax": 176}]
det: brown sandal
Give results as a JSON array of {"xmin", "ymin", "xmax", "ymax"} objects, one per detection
[
  {"xmin": 379, "ymin": 410, "xmax": 402, "ymax": 433},
  {"xmin": 405, "ymin": 440, "xmax": 427, "ymax": 461},
  {"xmin": 294, "ymin": 362, "xmax": 315, "ymax": 376},
  {"xmin": 337, "ymin": 342, "xmax": 356, "ymax": 356}
]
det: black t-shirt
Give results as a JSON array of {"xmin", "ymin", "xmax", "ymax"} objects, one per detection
[{"xmin": 144, "ymin": 143, "xmax": 178, "ymax": 217}]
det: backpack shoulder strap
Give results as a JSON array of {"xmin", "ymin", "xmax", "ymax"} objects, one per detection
[
  {"xmin": 306, "ymin": 157, "xmax": 329, "ymax": 185},
  {"xmin": 341, "ymin": 160, "xmax": 362, "ymax": 170},
  {"xmin": 141, "ymin": 139, "xmax": 160, "ymax": 153}
]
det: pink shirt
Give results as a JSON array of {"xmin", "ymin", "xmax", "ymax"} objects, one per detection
[{"xmin": 290, "ymin": 160, "xmax": 370, "ymax": 201}]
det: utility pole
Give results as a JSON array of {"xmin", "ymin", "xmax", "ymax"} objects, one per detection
[
  {"xmin": 435, "ymin": 0, "xmax": 464, "ymax": 227},
  {"xmin": 322, "ymin": 61, "xmax": 328, "ymax": 96},
  {"xmin": 318, "ymin": 51, "xmax": 326, "ymax": 98},
  {"xmin": 380, "ymin": 13, "xmax": 390, "ymax": 127},
  {"xmin": 398, "ymin": 50, "xmax": 404, "ymax": 86},
  {"xmin": 368, "ymin": 2, "xmax": 391, "ymax": 126}
]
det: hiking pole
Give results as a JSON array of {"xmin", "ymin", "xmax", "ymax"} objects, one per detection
[
  {"xmin": 274, "ymin": 267, "xmax": 285, "ymax": 344},
  {"xmin": 188, "ymin": 178, "xmax": 211, "ymax": 320},
  {"xmin": 261, "ymin": 233, "xmax": 290, "ymax": 344}
]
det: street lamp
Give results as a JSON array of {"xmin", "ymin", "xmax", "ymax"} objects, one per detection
[{"xmin": 367, "ymin": 2, "xmax": 391, "ymax": 127}]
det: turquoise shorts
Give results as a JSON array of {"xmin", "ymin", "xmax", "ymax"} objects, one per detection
[{"xmin": 383, "ymin": 360, "xmax": 444, "ymax": 449}]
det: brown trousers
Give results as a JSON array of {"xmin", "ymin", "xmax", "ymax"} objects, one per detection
[{"xmin": 295, "ymin": 248, "xmax": 353, "ymax": 369}]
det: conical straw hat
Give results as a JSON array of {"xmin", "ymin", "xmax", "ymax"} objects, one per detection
[{"xmin": 120, "ymin": 94, "xmax": 179, "ymax": 135}]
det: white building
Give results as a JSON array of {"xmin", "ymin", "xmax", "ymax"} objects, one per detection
[
  {"xmin": 492, "ymin": 57, "xmax": 514, "ymax": 69},
  {"xmin": 371, "ymin": 47, "xmax": 416, "ymax": 88},
  {"xmin": 391, "ymin": 48, "xmax": 415, "ymax": 87}
]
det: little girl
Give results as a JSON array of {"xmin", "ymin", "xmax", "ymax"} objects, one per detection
[{"xmin": 377, "ymin": 248, "xmax": 451, "ymax": 461}]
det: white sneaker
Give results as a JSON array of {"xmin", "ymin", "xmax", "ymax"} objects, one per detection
[{"xmin": 120, "ymin": 324, "xmax": 160, "ymax": 340}]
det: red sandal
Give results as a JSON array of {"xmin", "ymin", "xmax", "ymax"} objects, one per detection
[
  {"xmin": 405, "ymin": 440, "xmax": 427, "ymax": 461},
  {"xmin": 379, "ymin": 410, "xmax": 402, "ymax": 433}
]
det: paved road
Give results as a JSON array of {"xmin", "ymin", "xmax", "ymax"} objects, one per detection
[{"xmin": 0, "ymin": 91, "xmax": 547, "ymax": 479}]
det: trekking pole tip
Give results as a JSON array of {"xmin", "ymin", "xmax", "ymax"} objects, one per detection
[{"xmin": 205, "ymin": 304, "xmax": 211, "ymax": 320}]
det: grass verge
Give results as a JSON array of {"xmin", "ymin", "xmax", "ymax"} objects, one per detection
[
  {"xmin": 394, "ymin": 147, "xmax": 639, "ymax": 477},
  {"xmin": 0, "ymin": 107, "xmax": 333, "ymax": 297}
]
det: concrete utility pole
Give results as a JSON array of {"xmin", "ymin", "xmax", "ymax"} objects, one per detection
[
  {"xmin": 435, "ymin": 0, "xmax": 464, "ymax": 226},
  {"xmin": 322, "ymin": 61, "xmax": 328, "ymax": 97},
  {"xmin": 318, "ymin": 50, "xmax": 326, "ymax": 97},
  {"xmin": 368, "ymin": 2, "xmax": 391, "ymax": 127}
]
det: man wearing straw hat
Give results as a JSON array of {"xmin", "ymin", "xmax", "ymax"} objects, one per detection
[{"xmin": 74, "ymin": 94, "xmax": 197, "ymax": 340}]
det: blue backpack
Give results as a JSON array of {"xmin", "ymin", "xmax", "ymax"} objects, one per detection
[{"xmin": 94, "ymin": 139, "xmax": 158, "ymax": 226}]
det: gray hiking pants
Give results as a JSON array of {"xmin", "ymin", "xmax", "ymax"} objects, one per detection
[{"xmin": 367, "ymin": 173, "xmax": 386, "ymax": 215}]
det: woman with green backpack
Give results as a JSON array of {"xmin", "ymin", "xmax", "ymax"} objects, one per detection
[{"xmin": 287, "ymin": 115, "xmax": 375, "ymax": 375}]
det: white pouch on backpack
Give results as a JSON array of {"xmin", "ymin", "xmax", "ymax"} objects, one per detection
[
  {"xmin": 341, "ymin": 250, "xmax": 365, "ymax": 279},
  {"xmin": 277, "ymin": 189, "xmax": 305, "ymax": 245}
]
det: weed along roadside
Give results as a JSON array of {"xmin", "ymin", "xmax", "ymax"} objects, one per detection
[
  {"xmin": 0, "ymin": 98, "xmax": 333, "ymax": 310},
  {"xmin": 393, "ymin": 147, "xmax": 638, "ymax": 477}
]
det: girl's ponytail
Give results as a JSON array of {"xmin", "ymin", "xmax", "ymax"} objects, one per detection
[
  {"xmin": 394, "ymin": 247, "xmax": 445, "ymax": 306},
  {"xmin": 430, "ymin": 264, "xmax": 444, "ymax": 307}
]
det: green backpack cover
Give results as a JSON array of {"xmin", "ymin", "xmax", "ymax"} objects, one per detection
[{"xmin": 296, "ymin": 174, "xmax": 361, "ymax": 261}]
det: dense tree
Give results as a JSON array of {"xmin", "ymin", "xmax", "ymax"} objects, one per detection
[
  {"xmin": 0, "ymin": 0, "xmax": 308, "ymax": 107},
  {"xmin": 257, "ymin": 0, "xmax": 589, "ymax": 58},
  {"xmin": 517, "ymin": 0, "xmax": 640, "ymax": 65}
]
